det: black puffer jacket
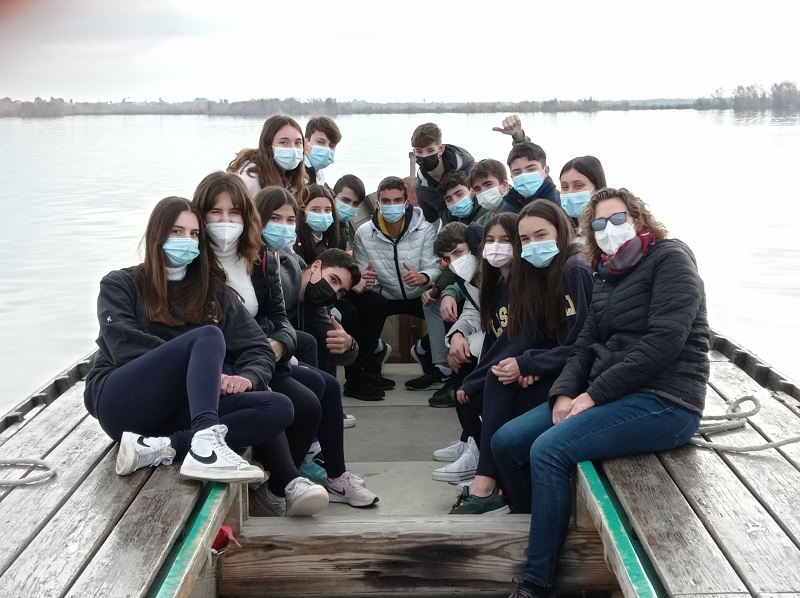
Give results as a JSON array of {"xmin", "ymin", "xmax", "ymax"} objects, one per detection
[
  {"xmin": 250, "ymin": 245, "xmax": 297, "ymax": 359},
  {"xmin": 549, "ymin": 239, "xmax": 710, "ymax": 415}
]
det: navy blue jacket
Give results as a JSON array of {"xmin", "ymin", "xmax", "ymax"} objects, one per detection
[
  {"xmin": 415, "ymin": 144, "xmax": 475, "ymax": 224},
  {"xmin": 501, "ymin": 176, "xmax": 560, "ymax": 214}
]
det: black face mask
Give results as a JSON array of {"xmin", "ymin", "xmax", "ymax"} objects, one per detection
[
  {"xmin": 415, "ymin": 154, "xmax": 440, "ymax": 172},
  {"xmin": 304, "ymin": 275, "xmax": 337, "ymax": 307}
]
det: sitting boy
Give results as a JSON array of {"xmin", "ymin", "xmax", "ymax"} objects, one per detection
[
  {"xmin": 305, "ymin": 116, "xmax": 342, "ymax": 186},
  {"xmin": 352, "ymin": 176, "xmax": 452, "ymax": 393},
  {"xmin": 502, "ymin": 142, "xmax": 560, "ymax": 213},
  {"xmin": 412, "ymin": 122, "xmax": 475, "ymax": 224},
  {"xmin": 333, "ymin": 174, "xmax": 367, "ymax": 251}
]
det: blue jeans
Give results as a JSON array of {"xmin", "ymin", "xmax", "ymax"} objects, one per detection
[{"xmin": 491, "ymin": 391, "xmax": 700, "ymax": 588}]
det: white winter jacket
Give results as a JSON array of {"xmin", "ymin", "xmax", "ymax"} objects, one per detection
[{"xmin": 353, "ymin": 206, "xmax": 441, "ymax": 301}]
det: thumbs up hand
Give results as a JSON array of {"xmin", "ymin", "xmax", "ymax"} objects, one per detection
[
  {"xmin": 326, "ymin": 316, "xmax": 353, "ymax": 354},
  {"xmin": 402, "ymin": 261, "xmax": 429, "ymax": 287}
]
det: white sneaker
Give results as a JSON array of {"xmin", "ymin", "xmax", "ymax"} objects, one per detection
[
  {"xmin": 116, "ymin": 432, "xmax": 175, "ymax": 475},
  {"xmin": 343, "ymin": 414, "xmax": 357, "ymax": 429},
  {"xmin": 432, "ymin": 437, "xmax": 478, "ymax": 482},
  {"xmin": 325, "ymin": 471, "xmax": 379, "ymax": 507},
  {"xmin": 433, "ymin": 439, "xmax": 467, "ymax": 462},
  {"xmin": 285, "ymin": 476, "xmax": 329, "ymax": 516},
  {"xmin": 249, "ymin": 482, "xmax": 286, "ymax": 517},
  {"xmin": 180, "ymin": 424, "xmax": 264, "ymax": 484}
]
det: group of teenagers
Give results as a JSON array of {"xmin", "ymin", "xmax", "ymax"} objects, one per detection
[{"xmin": 83, "ymin": 112, "xmax": 711, "ymax": 598}]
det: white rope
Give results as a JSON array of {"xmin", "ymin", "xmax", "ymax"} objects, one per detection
[
  {"xmin": 689, "ymin": 395, "xmax": 800, "ymax": 453},
  {"xmin": 0, "ymin": 458, "xmax": 56, "ymax": 486}
]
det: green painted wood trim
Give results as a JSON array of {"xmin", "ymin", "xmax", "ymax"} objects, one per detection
[
  {"xmin": 149, "ymin": 482, "xmax": 230, "ymax": 598},
  {"xmin": 578, "ymin": 461, "xmax": 666, "ymax": 598}
]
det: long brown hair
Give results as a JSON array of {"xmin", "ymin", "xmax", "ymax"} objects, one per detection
[
  {"xmin": 192, "ymin": 171, "xmax": 262, "ymax": 271},
  {"xmin": 479, "ymin": 213, "xmax": 518, "ymax": 335},
  {"xmin": 136, "ymin": 197, "xmax": 223, "ymax": 326},
  {"xmin": 253, "ymin": 186, "xmax": 299, "ymax": 232},
  {"xmin": 507, "ymin": 199, "xmax": 577, "ymax": 341},
  {"xmin": 579, "ymin": 187, "xmax": 668, "ymax": 260},
  {"xmin": 295, "ymin": 184, "xmax": 342, "ymax": 263},
  {"xmin": 227, "ymin": 115, "xmax": 308, "ymax": 204}
]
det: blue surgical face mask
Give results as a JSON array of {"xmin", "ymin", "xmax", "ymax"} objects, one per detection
[
  {"xmin": 273, "ymin": 146, "xmax": 303, "ymax": 171},
  {"xmin": 513, "ymin": 171, "xmax": 544, "ymax": 198},
  {"xmin": 163, "ymin": 237, "xmax": 200, "ymax": 267},
  {"xmin": 380, "ymin": 203, "xmax": 406, "ymax": 223},
  {"xmin": 560, "ymin": 190, "xmax": 592, "ymax": 219},
  {"xmin": 307, "ymin": 145, "xmax": 335, "ymax": 170},
  {"xmin": 336, "ymin": 200, "xmax": 358, "ymax": 223},
  {"xmin": 521, "ymin": 239, "xmax": 559, "ymax": 268},
  {"xmin": 305, "ymin": 211, "xmax": 334, "ymax": 233},
  {"xmin": 448, "ymin": 195, "xmax": 475, "ymax": 219},
  {"xmin": 261, "ymin": 221, "xmax": 296, "ymax": 250}
]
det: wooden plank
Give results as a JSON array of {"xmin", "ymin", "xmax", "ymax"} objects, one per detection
[
  {"xmin": 598, "ymin": 454, "xmax": 745, "ymax": 596},
  {"xmin": 0, "ymin": 383, "xmax": 87, "ymax": 488},
  {"xmin": 222, "ymin": 516, "xmax": 618, "ymax": 595},
  {"xmin": 0, "ymin": 402, "xmax": 48, "ymax": 448},
  {"xmin": 710, "ymin": 361, "xmax": 800, "ymax": 468},
  {"xmin": 150, "ymin": 482, "xmax": 235, "ymax": 598},
  {"xmin": 700, "ymin": 386, "xmax": 800, "ymax": 548},
  {"xmin": 660, "ymin": 436, "xmax": 800, "ymax": 593},
  {"xmin": 0, "ymin": 416, "xmax": 112, "ymax": 577},
  {"xmin": 0, "ymin": 450, "xmax": 152, "ymax": 598},
  {"xmin": 708, "ymin": 349, "xmax": 729, "ymax": 362},
  {"xmin": 576, "ymin": 461, "xmax": 663, "ymax": 598},
  {"xmin": 65, "ymin": 465, "xmax": 204, "ymax": 598}
]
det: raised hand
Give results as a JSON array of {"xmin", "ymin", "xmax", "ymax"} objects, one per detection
[
  {"xmin": 491, "ymin": 114, "xmax": 525, "ymax": 141},
  {"xmin": 326, "ymin": 315, "xmax": 353, "ymax": 354},
  {"xmin": 402, "ymin": 261, "xmax": 428, "ymax": 287}
]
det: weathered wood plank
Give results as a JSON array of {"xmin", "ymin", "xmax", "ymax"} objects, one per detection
[
  {"xmin": 0, "ymin": 383, "xmax": 87, "ymax": 489},
  {"xmin": 576, "ymin": 461, "xmax": 663, "ymax": 598},
  {"xmin": 710, "ymin": 361, "xmax": 800, "ymax": 468},
  {"xmin": 599, "ymin": 453, "xmax": 746, "ymax": 596},
  {"xmin": 708, "ymin": 349, "xmax": 729, "ymax": 362},
  {"xmin": 660, "ymin": 437, "xmax": 800, "ymax": 593},
  {"xmin": 0, "ymin": 450, "xmax": 152, "ymax": 597},
  {"xmin": 0, "ymin": 415, "xmax": 112, "ymax": 577},
  {"xmin": 700, "ymin": 386, "xmax": 800, "ymax": 548},
  {"xmin": 65, "ymin": 465, "xmax": 204, "ymax": 598},
  {"xmin": 0, "ymin": 402, "xmax": 48, "ymax": 448},
  {"xmin": 150, "ymin": 482, "xmax": 235, "ymax": 598},
  {"xmin": 222, "ymin": 516, "xmax": 618, "ymax": 596}
]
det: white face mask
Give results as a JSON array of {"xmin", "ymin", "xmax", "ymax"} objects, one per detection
[
  {"xmin": 206, "ymin": 222, "xmax": 244, "ymax": 252},
  {"xmin": 482, "ymin": 242, "xmax": 513, "ymax": 267},
  {"xmin": 448, "ymin": 253, "xmax": 478, "ymax": 282},
  {"xmin": 595, "ymin": 221, "xmax": 636, "ymax": 256},
  {"xmin": 476, "ymin": 186, "xmax": 504, "ymax": 211}
]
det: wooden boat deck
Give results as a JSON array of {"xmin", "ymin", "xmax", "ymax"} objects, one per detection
[{"xmin": 1, "ymin": 332, "xmax": 799, "ymax": 597}]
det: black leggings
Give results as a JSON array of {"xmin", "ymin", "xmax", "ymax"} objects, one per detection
[
  {"xmin": 476, "ymin": 372, "xmax": 556, "ymax": 480},
  {"xmin": 96, "ymin": 326, "xmax": 294, "ymax": 459},
  {"xmin": 254, "ymin": 363, "xmax": 347, "ymax": 494}
]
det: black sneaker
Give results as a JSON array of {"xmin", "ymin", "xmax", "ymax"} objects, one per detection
[
  {"xmin": 343, "ymin": 378, "xmax": 385, "ymax": 401},
  {"xmin": 410, "ymin": 338, "xmax": 434, "ymax": 375},
  {"xmin": 368, "ymin": 372, "xmax": 396, "ymax": 391},
  {"xmin": 406, "ymin": 368, "xmax": 450, "ymax": 391},
  {"xmin": 428, "ymin": 381, "xmax": 456, "ymax": 407}
]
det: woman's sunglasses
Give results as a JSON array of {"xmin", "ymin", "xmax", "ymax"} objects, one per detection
[{"xmin": 591, "ymin": 211, "xmax": 628, "ymax": 231}]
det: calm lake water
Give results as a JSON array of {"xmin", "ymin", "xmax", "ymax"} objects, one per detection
[{"xmin": 1, "ymin": 110, "xmax": 799, "ymax": 414}]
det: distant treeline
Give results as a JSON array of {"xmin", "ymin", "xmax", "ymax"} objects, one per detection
[
  {"xmin": 2, "ymin": 82, "xmax": 799, "ymax": 118},
  {"xmin": 694, "ymin": 81, "xmax": 800, "ymax": 112}
]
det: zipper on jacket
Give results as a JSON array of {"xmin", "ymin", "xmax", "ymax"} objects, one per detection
[{"xmin": 392, "ymin": 241, "xmax": 408, "ymax": 300}]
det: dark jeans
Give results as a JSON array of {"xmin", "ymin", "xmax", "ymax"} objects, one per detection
[
  {"xmin": 476, "ymin": 372, "xmax": 556, "ymax": 479},
  {"xmin": 342, "ymin": 290, "xmax": 389, "ymax": 378},
  {"xmin": 96, "ymin": 326, "xmax": 294, "ymax": 459},
  {"xmin": 492, "ymin": 392, "xmax": 700, "ymax": 588}
]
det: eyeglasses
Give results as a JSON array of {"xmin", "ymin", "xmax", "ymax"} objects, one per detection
[{"xmin": 590, "ymin": 211, "xmax": 628, "ymax": 231}]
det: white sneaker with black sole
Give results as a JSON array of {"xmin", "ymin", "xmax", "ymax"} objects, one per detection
[
  {"xmin": 432, "ymin": 437, "xmax": 478, "ymax": 482},
  {"xmin": 180, "ymin": 424, "xmax": 264, "ymax": 484},
  {"xmin": 116, "ymin": 432, "xmax": 176, "ymax": 475},
  {"xmin": 343, "ymin": 414, "xmax": 357, "ymax": 429},
  {"xmin": 433, "ymin": 439, "xmax": 467, "ymax": 462}
]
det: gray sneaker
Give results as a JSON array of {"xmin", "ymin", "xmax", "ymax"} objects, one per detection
[{"xmin": 249, "ymin": 482, "xmax": 286, "ymax": 517}]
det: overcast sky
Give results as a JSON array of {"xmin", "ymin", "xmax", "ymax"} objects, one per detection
[{"xmin": 0, "ymin": 0, "xmax": 796, "ymax": 104}]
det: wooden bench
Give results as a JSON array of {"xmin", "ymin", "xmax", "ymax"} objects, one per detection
[
  {"xmin": 580, "ymin": 341, "xmax": 800, "ymax": 597},
  {"xmin": 0, "ymin": 357, "xmax": 235, "ymax": 597}
]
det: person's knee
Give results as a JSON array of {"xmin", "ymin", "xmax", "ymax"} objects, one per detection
[{"xmin": 191, "ymin": 325, "xmax": 226, "ymax": 350}]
